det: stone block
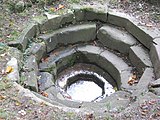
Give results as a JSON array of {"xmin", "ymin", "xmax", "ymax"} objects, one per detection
[
  {"xmin": 81, "ymin": 91, "xmax": 130, "ymax": 113},
  {"xmin": 149, "ymin": 78, "xmax": 160, "ymax": 87},
  {"xmin": 150, "ymin": 38, "xmax": 160, "ymax": 79},
  {"xmin": 126, "ymin": 19, "xmax": 160, "ymax": 49},
  {"xmin": 28, "ymin": 42, "xmax": 46, "ymax": 62},
  {"xmin": 39, "ymin": 60, "xmax": 57, "ymax": 76},
  {"xmin": 77, "ymin": 45, "xmax": 104, "ymax": 63},
  {"xmin": 23, "ymin": 55, "xmax": 38, "ymax": 72},
  {"xmin": 132, "ymin": 68, "xmax": 155, "ymax": 96},
  {"xmin": 39, "ymin": 24, "xmax": 96, "ymax": 52},
  {"xmin": 97, "ymin": 25, "xmax": 137, "ymax": 54},
  {"xmin": 84, "ymin": 8, "xmax": 108, "ymax": 22},
  {"xmin": 72, "ymin": 4, "xmax": 108, "ymax": 22},
  {"xmin": 8, "ymin": 47, "xmax": 23, "ymax": 69},
  {"xmin": 16, "ymin": 22, "xmax": 37, "ymax": 51},
  {"xmin": 7, "ymin": 58, "xmax": 20, "ymax": 82},
  {"xmin": 45, "ymin": 86, "xmax": 82, "ymax": 108},
  {"xmin": 99, "ymin": 49, "xmax": 132, "ymax": 89},
  {"xmin": 39, "ymin": 13, "xmax": 74, "ymax": 33},
  {"xmin": 129, "ymin": 45, "xmax": 152, "ymax": 74},
  {"xmin": 39, "ymin": 47, "xmax": 76, "ymax": 75},
  {"xmin": 149, "ymin": 78, "xmax": 160, "ymax": 95},
  {"xmin": 73, "ymin": 8, "xmax": 85, "ymax": 22},
  {"xmin": 23, "ymin": 71, "xmax": 38, "ymax": 92},
  {"xmin": 150, "ymin": 87, "xmax": 160, "ymax": 96},
  {"xmin": 38, "ymin": 72, "xmax": 54, "ymax": 91},
  {"xmin": 107, "ymin": 10, "xmax": 131, "ymax": 28}
]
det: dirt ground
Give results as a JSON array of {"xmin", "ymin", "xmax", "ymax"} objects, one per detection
[{"xmin": 0, "ymin": 0, "xmax": 160, "ymax": 119}]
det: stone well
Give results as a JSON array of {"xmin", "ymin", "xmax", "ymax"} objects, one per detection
[{"xmin": 7, "ymin": 5, "xmax": 160, "ymax": 114}]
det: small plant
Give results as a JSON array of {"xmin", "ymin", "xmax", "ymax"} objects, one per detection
[
  {"xmin": 7, "ymin": 30, "xmax": 19, "ymax": 41},
  {"xmin": 105, "ymin": 115, "xmax": 113, "ymax": 120},
  {"xmin": 0, "ymin": 109, "xmax": 8, "ymax": 119},
  {"xmin": 0, "ymin": 78, "xmax": 12, "ymax": 91},
  {"xmin": 106, "ymin": 102, "xmax": 111, "ymax": 111},
  {"xmin": 66, "ymin": 112, "xmax": 76, "ymax": 119},
  {"xmin": 19, "ymin": 75, "xmax": 26, "ymax": 85},
  {"xmin": 67, "ymin": 0, "xmax": 80, "ymax": 3}
]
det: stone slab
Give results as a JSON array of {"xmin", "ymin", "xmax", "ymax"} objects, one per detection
[
  {"xmin": 39, "ymin": 24, "xmax": 96, "ymax": 52},
  {"xmin": 38, "ymin": 72, "xmax": 54, "ymax": 91},
  {"xmin": 23, "ymin": 71, "xmax": 38, "ymax": 92},
  {"xmin": 84, "ymin": 8, "xmax": 108, "ymax": 22},
  {"xmin": 39, "ymin": 13, "xmax": 74, "ymax": 33},
  {"xmin": 82, "ymin": 91, "xmax": 130, "ymax": 113},
  {"xmin": 8, "ymin": 47, "xmax": 23, "ymax": 69},
  {"xmin": 149, "ymin": 78, "xmax": 160, "ymax": 87},
  {"xmin": 7, "ymin": 58, "xmax": 20, "ymax": 82},
  {"xmin": 107, "ymin": 10, "xmax": 131, "ymax": 28},
  {"xmin": 129, "ymin": 45, "xmax": 152, "ymax": 74},
  {"xmin": 99, "ymin": 50, "xmax": 132, "ymax": 89},
  {"xmin": 132, "ymin": 68, "xmax": 155, "ymax": 97},
  {"xmin": 28, "ymin": 42, "xmax": 46, "ymax": 62},
  {"xmin": 16, "ymin": 22, "xmax": 37, "ymax": 51},
  {"xmin": 150, "ymin": 38, "xmax": 160, "ymax": 79},
  {"xmin": 108, "ymin": 9, "xmax": 160, "ymax": 49},
  {"xmin": 23, "ymin": 55, "xmax": 38, "ymax": 73},
  {"xmin": 126, "ymin": 19, "xmax": 160, "ymax": 49},
  {"xmin": 40, "ymin": 45, "xmax": 132, "ymax": 89},
  {"xmin": 97, "ymin": 25, "xmax": 137, "ymax": 54},
  {"xmin": 39, "ymin": 47, "xmax": 76, "ymax": 76},
  {"xmin": 76, "ymin": 45, "xmax": 132, "ymax": 89},
  {"xmin": 45, "ymin": 86, "xmax": 82, "ymax": 108},
  {"xmin": 72, "ymin": 4, "xmax": 108, "ymax": 22}
]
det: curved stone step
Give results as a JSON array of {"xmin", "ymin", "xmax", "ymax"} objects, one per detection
[
  {"xmin": 150, "ymin": 38, "xmax": 160, "ymax": 79},
  {"xmin": 39, "ymin": 45, "xmax": 132, "ymax": 89},
  {"xmin": 129, "ymin": 45, "xmax": 152, "ymax": 74},
  {"xmin": 39, "ymin": 23, "xmax": 96, "ymax": 52},
  {"xmin": 97, "ymin": 25, "xmax": 137, "ymax": 54}
]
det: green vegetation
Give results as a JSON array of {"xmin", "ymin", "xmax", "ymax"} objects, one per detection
[
  {"xmin": 0, "ymin": 78, "xmax": 12, "ymax": 91},
  {"xmin": 66, "ymin": 112, "xmax": 76, "ymax": 119},
  {"xmin": 0, "ymin": 108, "xmax": 8, "ymax": 119},
  {"xmin": 106, "ymin": 102, "xmax": 111, "ymax": 111},
  {"xmin": 67, "ymin": 0, "xmax": 80, "ymax": 3},
  {"xmin": 7, "ymin": 30, "xmax": 19, "ymax": 41}
]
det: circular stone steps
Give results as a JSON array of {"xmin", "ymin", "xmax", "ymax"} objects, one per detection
[{"xmin": 7, "ymin": 5, "xmax": 160, "ymax": 115}]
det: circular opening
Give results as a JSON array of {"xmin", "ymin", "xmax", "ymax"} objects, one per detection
[
  {"xmin": 57, "ymin": 70, "xmax": 115, "ymax": 102},
  {"xmin": 66, "ymin": 80, "xmax": 103, "ymax": 102}
]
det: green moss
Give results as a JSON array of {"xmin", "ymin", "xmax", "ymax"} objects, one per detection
[
  {"xmin": 82, "ymin": 7, "xmax": 94, "ymax": 11},
  {"xmin": 33, "ymin": 15, "xmax": 48, "ymax": 24}
]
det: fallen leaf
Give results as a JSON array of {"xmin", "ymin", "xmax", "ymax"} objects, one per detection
[
  {"xmin": 85, "ymin": 113, "xmax": 94, "ymax": 120},
  {"xmin": 40, "ymin": 102, "xmax": 45, "ymax": 106},
  {"xmin": 146, "ymin": 23, "xmax": 153, "ymax": 27},
  {"xmin": 0, "ymin": 95, "xmax": 6, "ymax": 100},
  {"xmin": 41, "ymin": 57, "xmax": 49, "ymax": 62},
  {"xmin": 18, "ymin": 110, "xmax": 26, "ymax": 116},
  {"xmin": 148, "ymin": 100, "xmax": 156, "ymax": 105},
  {"xmin": 56, "ymin": 4, "xmax": 65, "ymax": 11},
  {"xmin": 128, "ymin": 75, "xmax": 137, "ymax": 85},
  {"xmin": 41, "ymin": 91, "xmax": 48, "ymax": 97},
  {"xmin": 5, "ymin": 66, "xmax": 13, "ymax": 74},
  {"xmin": 141, "ymin": 111, "xmax": 147, "ymax": 116},
  {"xmin": 15, "ymin": 101, "xmax": 21, "ymax": 106},
  {"xmin": 49, "ymin": 7, "xmax": 55, "ymax": 12},
  {"xmin": 0, "ymin": 118, "xmax": 5, "ymax": 120}
]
